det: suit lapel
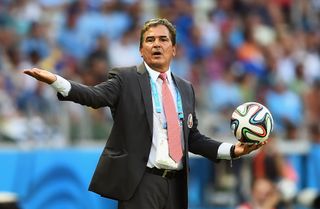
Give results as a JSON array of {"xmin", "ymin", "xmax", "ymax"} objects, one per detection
[
  {"xmin": 172, "ymin": 74, "xmax": 189, "ymax": 149},
  {"xmin": 137, "ymin": 65, "xmax": 189, "ymax": 148},
  {"xmin": 137, "ymin": 64, "xmax": 153, "ymax": 134}
]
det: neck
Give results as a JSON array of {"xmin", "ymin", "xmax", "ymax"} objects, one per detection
[
  {"xmin": 154, "ymin": 68, "xmax": 168, "ymax": 73},
  {"xmin": 151, "ymin": 65, "xmax": 168, "ymax": 73},
  {"xmin": 145, "ymin": 63, "xmax": 169, "ymax": 73}
]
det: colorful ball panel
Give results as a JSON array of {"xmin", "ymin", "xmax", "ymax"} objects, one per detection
[{"xmin": 230, "ymin": 102, "xmax": 274, "ymax": 143}]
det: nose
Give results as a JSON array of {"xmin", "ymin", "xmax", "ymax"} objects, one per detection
[{"xmin": 153, "ymin": 38, "xmax": 161, "ymax": 47}]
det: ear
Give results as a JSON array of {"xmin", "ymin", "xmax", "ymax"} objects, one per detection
[
  {"xmin": 172, "ymin": 46, "xmax": 176, "ymax": 57},
  {"xmin": 139, "ymin": 48, "xmax": 143, "ymax": 58}
]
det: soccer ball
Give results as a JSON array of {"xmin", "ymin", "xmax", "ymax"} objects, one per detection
[{"xmin": 230, "ymin": 102, "xmax": 274, "ymax": 144}]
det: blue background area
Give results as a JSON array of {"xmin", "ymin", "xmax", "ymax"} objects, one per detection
[
  {"xmin": 1, "ymin": 148, "xmax": 318, "ymax": 209},
  {"xmin": 0, "ymin": 149, "xmax": 217, "ymax": 209},
  {"xmin": 0, "ymin": 149, "xmax": 117, "ymax": 209}
]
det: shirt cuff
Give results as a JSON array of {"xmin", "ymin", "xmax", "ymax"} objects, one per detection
[
  {"xmin": 217, "ymin": 142, "xmax": 233, "ymax": 160},
  {"xmin": 51, "ymin": 75, "xmax": 71, "ymax": 97}
]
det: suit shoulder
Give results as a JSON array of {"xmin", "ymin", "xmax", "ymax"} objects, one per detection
[
  {"xmin": 174, "ymin": 75, "xmax": 193, "ymax": 88},
  {"xmin": 181, "ymin": 78, "xmax": 192, "ymax": 86},
  {"xmin": 109, "ymin": 66, "xmax": 137, "ymax": 74},
  {"xmin": 109, "ymin": 66, "xmax": 138, "ymax": 78}
]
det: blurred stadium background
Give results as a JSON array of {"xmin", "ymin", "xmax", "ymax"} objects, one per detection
[{"xmin": 0, "ymin": 0, "xmax": 320, "ymax": 209}]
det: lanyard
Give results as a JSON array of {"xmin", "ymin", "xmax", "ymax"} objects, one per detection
[{"xmin": 150, "ymin": 77, "xmax": 184, "ymax": 120}]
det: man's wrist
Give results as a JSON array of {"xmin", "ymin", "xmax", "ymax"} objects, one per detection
[
  {"xmin": 51, "ymin": 75, "xmax": 71, "ymax": 97},
  {"xmin": 230, "ymin": 145, "xmax": 236, "ymax": 159}
]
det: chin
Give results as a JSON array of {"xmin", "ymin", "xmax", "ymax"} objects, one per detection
[
  {"xmin": 149, "ymin": 63, "xmax": 165, "ymax": 70},
  {"xmin": 150, "ymin": 64, "xmax": 167, "ymax": 72}
]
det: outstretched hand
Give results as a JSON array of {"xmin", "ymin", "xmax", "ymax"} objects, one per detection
[
  {"xmin": 234, "ymin": 141, "xmax": 267, "ymax": 158},
  {"xmin": 23, "ymin": 68, "xmax": 57, "ymax": 84}
]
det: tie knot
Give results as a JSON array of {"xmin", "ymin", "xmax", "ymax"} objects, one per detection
[{"xmin": 159, "ymin": 73, "xmax": 167, "ymax": 81}]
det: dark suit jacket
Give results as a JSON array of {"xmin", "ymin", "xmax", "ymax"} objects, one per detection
[{"xmin": 58, "ymin": 63, "xmax": 221, "ymax": 208}]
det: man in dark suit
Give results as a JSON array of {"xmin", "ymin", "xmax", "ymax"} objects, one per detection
[{"xmin": 24, "ymin": 18, "xmax": 266, "ymax": 209}]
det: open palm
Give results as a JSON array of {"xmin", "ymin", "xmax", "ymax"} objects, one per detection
[
  {"xmin": 234, "ymin": 141, "xmax": 267, "ymax": 157},
  {"xmin": 23, "ymin": 68, "xmax": 57, "ymax": 84}
]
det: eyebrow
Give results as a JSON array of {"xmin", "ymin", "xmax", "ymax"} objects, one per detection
[{"xmin": 145, "ymin": 35, "xmax": 169, "ymax": 39}]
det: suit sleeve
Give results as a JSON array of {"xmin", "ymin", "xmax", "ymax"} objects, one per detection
[
  {"xmin": 188, "ymin": 85, "xmax": 222, "ymax": 162},
  {"xmin": 57, "ymin": 70, "xmax": 122, "ymax": 109}
]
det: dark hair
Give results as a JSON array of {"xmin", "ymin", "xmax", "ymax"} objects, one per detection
[{"xmin": 139, "ymin": 18, "xmax": 176, "ymax": 49}]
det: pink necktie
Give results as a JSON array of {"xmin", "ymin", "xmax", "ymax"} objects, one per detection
[{"xmin": 159, "ymin": 72, "xmax": 183, "ymax": 162}]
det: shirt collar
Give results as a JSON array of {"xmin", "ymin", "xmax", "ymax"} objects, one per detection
[{"xmin": 144, "ymin": 62, "xmax": 173, "ymax": 84}]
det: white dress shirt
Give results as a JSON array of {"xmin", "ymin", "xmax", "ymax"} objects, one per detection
[{"xmin": 144, "ymin": 62, "xmax": 184, "ymax": 169}]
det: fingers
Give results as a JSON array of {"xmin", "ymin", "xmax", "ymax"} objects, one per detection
[
  {"xmin": 241, "ymin": 142, "xmax": 262, "ymax": 153},
  {"xmin": 23, "ymin": 68, "xmax": 41, "ymax": 77},
  {"xmin": 23, "ymin": 68, "xmax": 37, "ymax": 73},
  {"xmin": 235, "ymin": 140, "xmax": 269, "ymax": 157},
  {"xmin": 254, "ymin": 141, "xmax": 268, "ymax": 150},
  {"xmin": 23, "ymin": 68, "xmax": 56, "ymax": 84},
  {"xmin": 249, "ymin": 141, "xmax": 268, "ymax": 152},
  {"xmin": 251, "ymin": 143, "xmax": 262, "ymax": 150}
]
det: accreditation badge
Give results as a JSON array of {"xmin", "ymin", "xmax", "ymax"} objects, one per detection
[
  {"xmin": 155, "ymin": 127, "xmax": 179, "ymax": 169},
  {"xmin": 187, "ymin": 113, "xmax": 193, "ymax": 128}
]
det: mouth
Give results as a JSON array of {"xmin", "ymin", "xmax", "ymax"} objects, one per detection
[{"xmin": 152, "ymin": 51, "xmax": 162, "ymax": 56}]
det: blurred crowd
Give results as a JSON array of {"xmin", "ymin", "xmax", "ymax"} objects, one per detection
[
  {"xmin": 1, "ymin": 0, "xmax": 320, "ymax": 208},
  {"xmin": 1, "ymin": 0, "xmax": 320, "ymax": 144}
]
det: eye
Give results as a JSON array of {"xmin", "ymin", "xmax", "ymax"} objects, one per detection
[
  {"xmin": 160, "ymin": 37, "xmax": 169, "ymax": 42},
  {"xmin": 145, "ymin": 37, "xmax": 154, "ymax": 42}
]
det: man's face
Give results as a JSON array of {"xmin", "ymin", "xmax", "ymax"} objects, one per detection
[{"xmin": 140, "ymin": 25, "xmax": 176, "ymax": 72}]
